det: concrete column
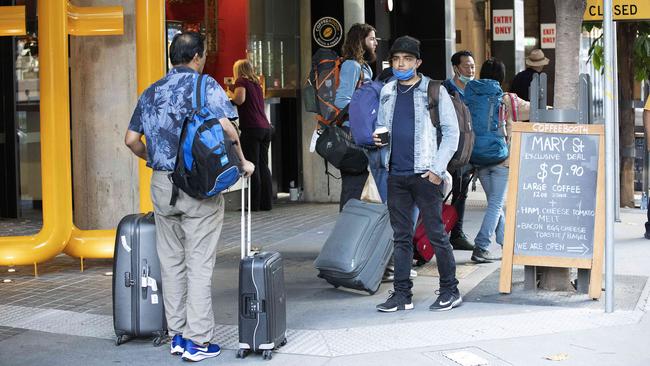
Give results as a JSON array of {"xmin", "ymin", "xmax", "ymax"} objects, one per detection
[
  {"xmin": 445, "ymin": 0, "xmax": 456, "ymax": 79},
  {"xmin": 301, "ymin": 0, "xmax": 329, "ymax": 202},
  {"xmin": 70, "ymin": 0, "xmax": 139, "ymax": 229},
  {"xmin": 343, "ymin": 0, "xmax": 364, "ymax": 32}
]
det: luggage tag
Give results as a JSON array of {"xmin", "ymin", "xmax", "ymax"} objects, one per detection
[
  {"xmin": 309, "ymin": 129, "xmax": 319, "ymax": 153},
  {"xmin": 151, "ymin": 294, "xmax": 159, "ymax": 305},
  {"xmin": 147, "ymin": 277, "xmax": 158, "ymax": 292}
]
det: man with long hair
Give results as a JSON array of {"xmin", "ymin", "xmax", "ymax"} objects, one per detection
[{"xmin": 333, "ymin": 23, "xmax": 378, "ymax": 210}]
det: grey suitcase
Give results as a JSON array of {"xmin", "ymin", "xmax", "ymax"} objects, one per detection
[
  {"xmin": 112, "ymin": 212, "xmax": 166, "ymax": 346},
  {"xmin": 314, "ymin": 199, "xmax": 393, "ymax": 295},
  {"xmin": 237, "ymin": 178, "xmax": 287, "ymax": 360}
]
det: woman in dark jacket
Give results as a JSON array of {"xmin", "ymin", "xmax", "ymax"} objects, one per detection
[{"xmin": 231, "ymin": 59, "xmax": 273, "ymax": 211}]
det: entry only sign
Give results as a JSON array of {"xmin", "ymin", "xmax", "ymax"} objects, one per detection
[
  {"xmin": 499, "ymin": 122, "xmax": 605, "ymax": 300},
  {"xmin": 584, "ymin": 0, "xmax": 650, "ymax": 21},
  {"xmin": 492, "ymin": 9, "xmax": 514, "ymax": 41}
]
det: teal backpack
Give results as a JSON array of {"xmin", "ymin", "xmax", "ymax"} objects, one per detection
[{"xmin": 463, "ymin": 79, "xmax": 508, "ymax": 166}]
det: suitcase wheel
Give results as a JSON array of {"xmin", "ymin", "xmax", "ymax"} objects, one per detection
[
  {"xmin": 262, "ymin": 350, "xmax": 273, "ymax": 360},
  {"xmin": 115, "ymin": 335, "xmax": 127, "ymax": 346},
  {"xmin": 325, "ymin": 280, "xmax": 340, "ymax": 289},
  {"xmin": 236, "ymin": 348, "xmax": 248, "ymax": 359},
  {"xmin": 152, "ymin": 336, "xmax": 165, "ymax": 347}
]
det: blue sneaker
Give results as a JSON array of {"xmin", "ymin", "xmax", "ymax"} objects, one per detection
[
  {"xmin": 181, "ymin": 340, "xmax": 221, "ymax": 362},
  {"xmin": 170, "ymin": 334, "xmax": 186, "ymax": 355}
]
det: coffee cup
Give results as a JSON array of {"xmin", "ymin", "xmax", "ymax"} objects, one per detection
[{"xmin": 375, "ymin": 127, "xmax": 390, "ymax": 145}]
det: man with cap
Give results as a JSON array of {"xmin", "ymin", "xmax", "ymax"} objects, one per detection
[
  {"xmin": 373, "ymin": 36, "xmax": 462, "ymax": 312},
  {"xmin": 510, "ymin": 49, "xmax": 550, "ymax": 101}
]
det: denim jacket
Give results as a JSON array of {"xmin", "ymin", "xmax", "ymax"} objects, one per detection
[
  {"xmin": 334, "ymin": 60, "xmax": 373, "ymax": 110},
  {"xmin": 376, "ymin": 75, "xmax": 459, "ymax": 178}
]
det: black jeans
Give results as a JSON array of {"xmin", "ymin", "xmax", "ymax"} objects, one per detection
[
  {"xmin": 339, "ymin": 170, "xmax": 369, "ymax": 211},
  {"xmin": 240, "ymin": 128, "xmax": 273, "ymax": 211},
  {"xmin": 387, "ymin": 174, "xmax": 459, "ymax": 296},
  {"xmin": 450, "ymin": 166, "xmax": 474, "ymax": 237}
]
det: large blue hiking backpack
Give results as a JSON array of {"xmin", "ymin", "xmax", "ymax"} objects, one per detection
[
  {"xmin": 464, "ymin": 79, "xmax": 508, "ymax": 166},
  {"xmin": 349, "ymin": 80, "xmax": 383, "ymax": 146},
  {"xmin": 169, "ymin": 74, "xmax": 241, "ymax": 205}
]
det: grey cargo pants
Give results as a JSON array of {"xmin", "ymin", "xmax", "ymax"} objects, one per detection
[{"xmin": 150, "ymin": 170, "xmax": 224, "ymax": 344}]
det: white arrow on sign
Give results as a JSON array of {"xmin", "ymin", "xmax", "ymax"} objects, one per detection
[{"xmin": 567, "ymin": 243, "xmax": 590, "ymax": 255}]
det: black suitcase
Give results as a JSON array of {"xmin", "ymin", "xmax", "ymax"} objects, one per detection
[
  {"xmin": 237, "ymin": 178, "xmax": 287, "ymax": 360},
  {"xmin": 112, "ymin": 212, "xmax": 166, "ymax": 346},
  {"xmin": 313, "ymin": 199, "xmax": 393, "ymax": 295}
]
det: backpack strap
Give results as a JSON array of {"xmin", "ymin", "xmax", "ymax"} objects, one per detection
[{"xmin": 427, "ymin": 80, "xmax": 442, "ymax": 129}]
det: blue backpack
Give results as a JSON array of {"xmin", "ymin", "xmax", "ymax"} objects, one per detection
[
  {"xmin": 464, "ymin": 79, "xmax": 508, "ymax": 166},
  {"xmin": 349, "ymin": 80, "xmax": 383, "ymax": 146},
  {"xmin": 169, "ymin": 74, "xmax": 241, "ymax": 205}
]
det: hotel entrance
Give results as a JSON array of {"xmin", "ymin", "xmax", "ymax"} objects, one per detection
[
  {"xmin": 165, "ymin": 0, "xmax": 302, "ymax": 199},
  {"xmin": 0, "ymin": 0, "xmax": 41, "ymax": 221}
]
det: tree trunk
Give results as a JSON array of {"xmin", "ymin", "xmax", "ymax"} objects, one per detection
[
  {"xmin": 538, "ymin": 0, "xmax": 587, "ymax": 291},
  {"xmin": 617, "ymin": 23, "xmax": 638, "ymax": 208},
  {"xmin": 553, "ymin": 0, "xmax": 586, "ymax": 110}
]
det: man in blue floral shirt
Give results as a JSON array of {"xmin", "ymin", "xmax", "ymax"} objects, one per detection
[{"xmin": 125, "ymin": 32, "xmax": 253, "ymax": 362}]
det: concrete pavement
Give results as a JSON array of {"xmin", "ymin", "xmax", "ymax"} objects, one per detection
[{"xmin": 0, "ymin": 199, "xmax": 649, "ymax": 366}]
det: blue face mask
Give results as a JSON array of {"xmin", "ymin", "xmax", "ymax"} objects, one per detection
[
  {"xmin": 458, "ymin": 74, "xmax": 474, "ymax": 85},
  {"xmin": 393, "ymin": 67, "xmax": 415, "ymax": 81}
]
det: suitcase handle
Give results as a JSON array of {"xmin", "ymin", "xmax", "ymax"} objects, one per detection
[
  {"xmin": 240, "ymin": 177, "xmax": 252, "ymax": 259},
  {"xmin": 124, "ymin": 272, "xmax": 135, "ymax": 287},
  {"xmin": 141, "ymin": 259, "xmax": 150, "ymax": 299}
]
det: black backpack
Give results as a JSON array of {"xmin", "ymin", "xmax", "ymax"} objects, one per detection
[
  {"xmin": 169, "ymin": 74, "xmax": 241, "ymax": 205},
  {"xmin": 427, "ymin": 80, "xmax": 475, "ymax": 172}
]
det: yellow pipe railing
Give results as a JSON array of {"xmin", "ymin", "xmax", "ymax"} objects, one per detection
[
  {"xmin": 0, "ymin": 1, "xmax": 71, "ymax": 271},
  {"xmin": 0, "ymin": 5, "xmax": 25, "ymax": 36},
  {"xmin": 0, "ymin": 1, "xmax": 123, "ymax": 272},
  {"xmin": 64, "ymin": 1, "xmax": 164, "ymax": 266},
  {"xmin": 63, "ymin": 0, "xmax": 164, "ymax": 265},
  {"xmin": 135, "ymin": 0, "xmax": 165, "ymax": 214},
  {"xmin": 66, "ymin": 4, "xmax": 123, "ymax": 36}
]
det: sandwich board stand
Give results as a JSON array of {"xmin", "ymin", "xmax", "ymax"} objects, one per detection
[{"xmin": 498, "ymin": 122, "xmax": 605, "ymax": 299}]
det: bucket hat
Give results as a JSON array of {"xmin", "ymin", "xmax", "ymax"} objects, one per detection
[{"xmin": 525, "ymin": 49, "xmax": 549, "ymax": 67}]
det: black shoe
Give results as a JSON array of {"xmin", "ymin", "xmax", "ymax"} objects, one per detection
[
  {"xmin": 376, "ymin": 290, "xmax": 414, "ymax": 312},
  {"xmin": 450, "ymin": 232, "xmax": 474, "ymax": 251},
  {"xmin": 429, "ymin": 289, "xmax": 462, "ymax": 311},
  {"xmin": 471, "ymin": 247, "xmax": 501, "ymax": 263},
  {"xmin": 645, "ymin": 232, "xmax": 650, "ymax": 240}
]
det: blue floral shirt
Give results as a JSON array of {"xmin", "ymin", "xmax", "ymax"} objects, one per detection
[{"xmin": 128, "ymin": 66, "xmax": 237, "ymax": 171}]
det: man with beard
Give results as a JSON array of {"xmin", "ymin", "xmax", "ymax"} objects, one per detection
[{"xmin": 333, "ymin": 23, "xmax": 378, "ymax": 210}]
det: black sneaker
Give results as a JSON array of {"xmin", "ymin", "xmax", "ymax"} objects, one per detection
[
  {"xmin": 376, "ymin": 290, "xmax": 414, "ymax": 312},
  {"xmin": 471, "ymin": 247, "xmax": 501, "ymax": 263},
  {"xmin": 450, "ymin": 232, "xmax": 475, "ymax": 251},
  {"xmin": 429, "ymin": 289, "xmax": 462, "ymax": 311},
  {"xmin": 645, "ymin": 232, "xmax": 650, "ymax": 240}
]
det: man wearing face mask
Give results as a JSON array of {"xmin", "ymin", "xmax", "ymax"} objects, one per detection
[
  {"xmin": 442, "ymin": 51, "xmax": 476, "ymax": 252},
  {"xmin": 373, "ymin": 36, "xmax": 461, "ymax": 312}
]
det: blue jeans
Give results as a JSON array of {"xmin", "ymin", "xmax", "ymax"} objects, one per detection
[
  {"xmin": 387, "ymin": 174, "xmax": 458, "ymax": 296},
  {"xmin": 474, "ymin": 165, "xmax": 509, "ymax": 250}
]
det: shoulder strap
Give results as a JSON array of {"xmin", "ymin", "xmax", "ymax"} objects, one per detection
[
  {"xmin": 192, "ymin": 74, "xmax": 207, "ymax": 111},
  {"xmin": 427, "ymin": 80, "xmax": 442, "ymax": 129}
]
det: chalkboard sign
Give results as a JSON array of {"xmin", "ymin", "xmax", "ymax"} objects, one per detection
[{"xmin": 499, "ymin": 123, "xmax": 605, "ymax": 299}]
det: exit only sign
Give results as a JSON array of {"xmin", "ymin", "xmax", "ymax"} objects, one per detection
[{"xmin": 584, "ymin": 0, "xmax": 650, "ymax": 21}]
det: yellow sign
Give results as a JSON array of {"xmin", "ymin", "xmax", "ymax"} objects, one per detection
[{"xmin": 584, "ymin": 0, "xmax": 650, "ymax": 21}]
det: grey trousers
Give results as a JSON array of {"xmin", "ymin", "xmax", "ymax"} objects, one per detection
[{"xmin": 150, "ymin": 171, "xmax": 224, "ymax": 344}]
